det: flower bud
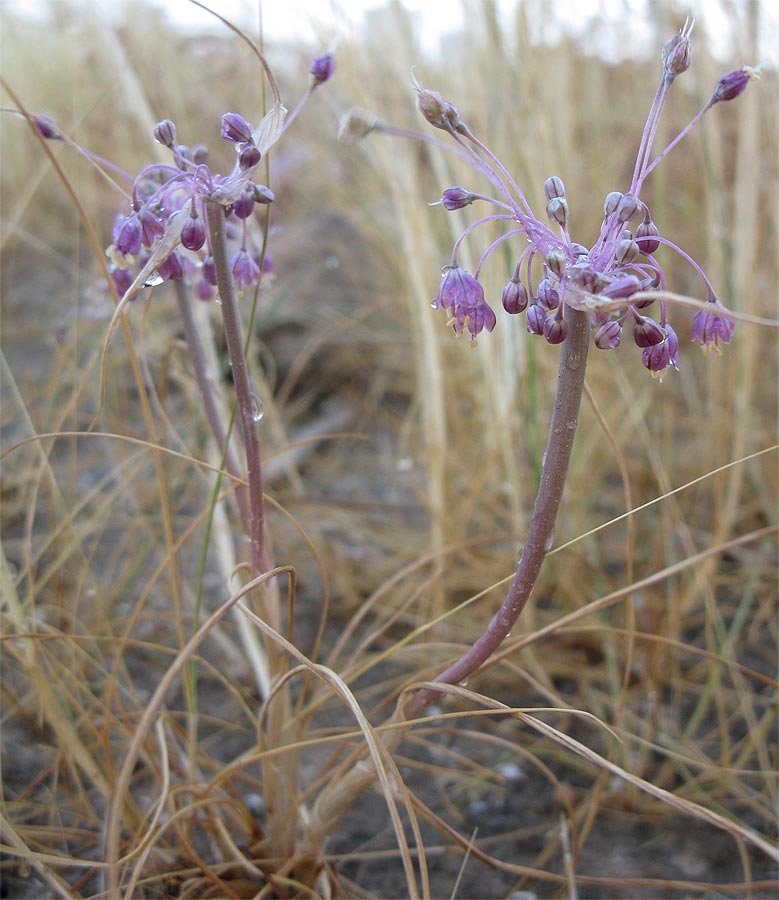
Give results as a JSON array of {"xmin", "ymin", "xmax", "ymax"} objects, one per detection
[
  {"xmin": 711, "ymin": 67, "xmax": 757, "ymax": 104},
  {"xmin": 543, "ymin": 311, "xmax": 568, "ymax": 344},
  {"xmin": 309, "ymin": 52, "xmax": 335, "ymax": 86},
  {"xmin": 338, "ymin": 107, "xmax": 377, "ymax": 143},
  {"xmin": 238, "ymin": 143, "xmax": 261, "ymax": 170},
  {"xmin": 526, "ymin": 302, "xmax": 546, "ymax": 335},
  {"xmin": 544, "ymin": 176, "xmax": 565, "ymax": 200},
  {"xmin": 537, "ymin": 277, "xmax": 560, "ymax": 311},
  {"xmin": 603, "ymin": 191, "xmax": 622, "ymax": 218},
  {"xmin": 416, "ymin": 86, "xmax": 449, "ymax": 129},
  {"xmin": 440, "ymin": 186, "xmax": 477, "ymax": 210},
  {"xmin": 632, "ymin": 313, "xmax": 665, "ymax": 347},
  {"xmin": 191, "ymin": 144, "xmax": 209, "ymax": 165},
  {"xmin": 546, "ymin": 197, "xmax": 569, "ymax": 228},
  {"xmin": 202, "ymin": 256, "xmax": 217, "ymax": 286},
  {"xmin": 615, "ymin": 237, "xmax": 640, "ymax": 266},
  {"xmin": 502, "ymin": 277, "xmax": 529, "ymax": 314},
  {"xmin": 570, "ymin": 243, "xmax": 589, "ymax": 258},
  {"xmin": 221, "ymin": 112, "xmax": 254, "ymax": 144},
  {"xmin": 594, "ymin": 320, "xmax": 622, "ymax": 350},
  {"xmin": 181, "ymin": 210, "xmax": 206, "ymax": 251},
  {"xmin": 545, "ymin": 248, "xmax": 566, "ymax": 278},
  {"xmin": 636, "ymin": 218, "xmax": 660, "ymax": 254},
  {"xmin": 159, "ymin": 250, "xmax": 184, "ymax": 281},
  {"xmin": 602, "ymin": 273, "xmax": 641, "ymax": 299},
  {"xmin": 153, "ymin": 119, "xmax": 176, "ymax": 147},
  {"xmin": 30, "ymin": 114, "xmax": 62, "ymax": 140},
  {"xmin": 252, "ymin": 184, "xmax": 275, "ymax": 204},
  {"xmin": 616, "ymin": 193, "xmax": 641, "ymax": 224},
  {"xmin": 662, "ymin": 25, "xmax": 692, "ymax": 80},
  {"xmin": 232, "ymin": 185, "xmax": 255, "ymax": 220}
]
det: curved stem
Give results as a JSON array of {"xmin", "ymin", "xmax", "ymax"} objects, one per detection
[
  {"xmin": 205, "ymin": 200, "xmax": 267, "ymax": 572},
  {"xmin": 306, "ymin": 307, "xmax": 591, "ymax": 849},
  {"xmin": 405, "ymin": 305, "xmax": 591, "ymax": 716}
]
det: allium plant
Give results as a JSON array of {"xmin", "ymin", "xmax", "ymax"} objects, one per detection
[
  {"xmin": 26, "ymin": 49, "xmax": 335, "ymax": 577},
  {"xmin": 301, "ymin": 21, "xmax": 762, "ymax": 847}
]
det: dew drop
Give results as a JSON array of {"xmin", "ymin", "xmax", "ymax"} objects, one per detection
[
  {"xmin": 250, "ymin": 392, "xmax": 265, "ymax": 422},
  {"xmin": 544, "ymin": 529, "xmax": 555, "ymax": 551},
  {"xmin": 215, "ymin": 294, "xmax": 222, "ymax": 305},
  {"xmin": 143, "ymin": 272, "xmax": 164, "ymax": 287}
]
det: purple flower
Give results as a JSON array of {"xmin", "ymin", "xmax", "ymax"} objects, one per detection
[
  {"xmin": 221, "ymin": 112, "xmax": 254, "ymax": 144},
  {"xmin": 432, "ymin": 266, "xmax": 480, "ymax": 316},
  {"xmin": 158, "ymin": 251, "xmax": 183, "ymax": 281},
  {"xmin": 691, "ymin": 298, "xmax": 735, "ymax": 354},
  {"xmin": 440, "ymin": 187, "xmax": 477, "ymax": 210},
  {"xmin": 433, "ymin": 265, "xmax": 495, "ymax": 341},
  {"xmin": 642, "ymin": 323, "xmax": 679, "ymax": 376},
  {"xmin": 310, "ymin": 52, "xmax": 335, "ymax": 86},
  {"xmin": 230, "ymin": 248, "xmax": 260, "ymax": 291},
  {"xmin": 30, "ymin": 114, "xmax": 61, "ymax": 140},
  {"xmin": 112, "ymin": 214, "xmax": 142, "ymax": 257},
  {"xmin": 594, "ymin": 320, "xmax": 623, "ymax": 350},
  {"xmin": 711, "ymin": 68, "xmax": 756, "ymax": 104},
  {"xmin": 543, "ymin": 310, "xmax": 568, "ymax": 345}
]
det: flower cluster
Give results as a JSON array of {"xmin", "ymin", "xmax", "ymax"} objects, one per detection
[
  {"xmin": 28, "ymin": 53, "xmax": 335, "ymax": 305},
  {"xmin": 100, "ymin": 52, "xmax": 335, "ymax": 303},
  {"xmin": 421, "ymin": 23, "xmax": 757, "ymax": 376}
]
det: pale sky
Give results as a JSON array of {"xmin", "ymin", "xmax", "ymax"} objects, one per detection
[{"xmin": 6, "ymin": 0, "xmax": 778, "ymax": 63}]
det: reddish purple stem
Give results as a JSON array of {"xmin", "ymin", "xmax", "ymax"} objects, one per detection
[{"xmin": 405, "ymin": 306, "xmax": 591, "ymax": 717}]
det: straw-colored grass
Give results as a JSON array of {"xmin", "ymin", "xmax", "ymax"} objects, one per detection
[{"xmin": 1, "ymin": 1, "xmax": 777, "ymax": 897}]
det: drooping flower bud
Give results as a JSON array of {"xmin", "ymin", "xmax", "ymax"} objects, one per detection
[
  {"xmin": 153, "ymin": 119, "xmax": 176, "ymax": 147},
  {"xmin": 252, "ymin": 184, "xmax": 275, "ymax": 204},
  {"xmin": 632, "ymin": 312, "xmax": 665, "ymax": 347},
  {"xmin": 238, "ymin": 143, "xmax": 261, "ymax": 170},
  {"xmin": 594, "ymin": 319, "xmax": 623, "ymax": 350},
  {"xmin": 181, "ymin": 209, "xmax": 206, "ymax": 251},
  {"xmin": 537, "ymin": 277, "xmax": 560, "ymax": 311},
  {"xmin": 232, "ymin": 185, "xmax": 256, "ymax": 220},
  {"xmin": 642, "ymin": 324, "xmax": 679, "ymax": 375},
  {"xmin": 158, "ymin": 250, "xmax": 184, "ymax": 281},
  {"xmin": 202, "ymin": 256, "xmax": 217, "ymax": 286},
  {"xmin": 526, "ymin": 301, "xmax": 546, "ymax": 335},
  {"xmin": 139, "ymin": 207, "xmax": 164, "ymax": 247},
  {"xmin": 543, "ymin": 308, "xmax": 568, "ymax": 344},
  {"xmin": 501, "ymin": 277, "xmax": 529, "ymax": 314},
  {"xmin": 636, "ymin": 217, "xmax": 660, "ymax": 254},
  {"xmin": 309, "ymin": 52, "xmax": 335, "ymax": 86},
  {"xmin": 221, "ymin": 112, "xmax": 254, "ymax": 144}
]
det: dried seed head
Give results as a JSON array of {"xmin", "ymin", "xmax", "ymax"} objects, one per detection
[{"xmin": 338, "ymin": 107, "xmax": 378, "ymax": 143}]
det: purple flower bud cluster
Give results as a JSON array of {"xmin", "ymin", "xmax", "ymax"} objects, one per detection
[
  {"xmin": 419, "ymin": 23, "xmax": 754, "ymax": 375},
  {"xmin": 24, "ymin": 52, "xmax": 334, "ymax": 304}
]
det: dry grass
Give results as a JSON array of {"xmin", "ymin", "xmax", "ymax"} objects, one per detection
[{"xmin": 1, "ymin": 1, "xmax": 777, "ymax": 898}]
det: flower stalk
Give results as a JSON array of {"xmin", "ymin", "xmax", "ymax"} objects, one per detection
[{"xmin": 204, "ymin": 200, "xmax": 267, "ymax": 572}]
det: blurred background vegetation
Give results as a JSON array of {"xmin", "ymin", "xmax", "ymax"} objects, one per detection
[{"xmin": 1, "ymin": 1, "xmax": 777, "ymax": 897}]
